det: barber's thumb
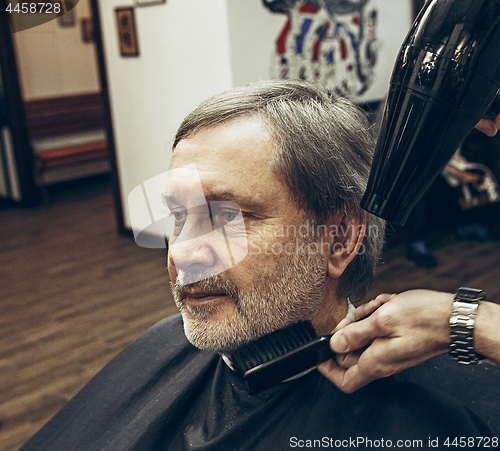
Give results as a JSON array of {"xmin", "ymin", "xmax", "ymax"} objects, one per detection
[{"xmin": 330, "ymin": 331, "xmax": 349, "ymax": 353}]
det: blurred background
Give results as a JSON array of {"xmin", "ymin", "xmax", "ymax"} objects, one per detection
[{"xmin": 1, "ymin": 1, "xmax": 499, "ymax": 449}]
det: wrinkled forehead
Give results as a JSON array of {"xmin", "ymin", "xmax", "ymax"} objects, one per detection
[
  {"xmin": 166, "ymin": 118, "xmax": 280, "ymax": 202},
  {"xmin": 163, "ymin": 165, "xmax": 207, "ymax": 208}
]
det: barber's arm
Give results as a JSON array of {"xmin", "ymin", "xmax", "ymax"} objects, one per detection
[{"xmin": 317, "ymin": 291, "xmax": 500, "ymax": 393}]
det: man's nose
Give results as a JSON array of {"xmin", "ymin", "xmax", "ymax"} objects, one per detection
[
  {"xmin": 168, "ymin": 233, "xmax": 217, "ymax": 274},
  {"xmin": 168, "ymin": 221, "xmax": 234, "ymax": 284}
]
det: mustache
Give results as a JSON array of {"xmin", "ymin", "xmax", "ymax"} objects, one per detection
[{"xmin": 172, "ymin": 273, "xmax": 240, "ymax": 305}]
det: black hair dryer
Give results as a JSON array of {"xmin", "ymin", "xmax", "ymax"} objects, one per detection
[{"xmin": 361, "ymin": 0, "xmax": 500, "ymax": 225}]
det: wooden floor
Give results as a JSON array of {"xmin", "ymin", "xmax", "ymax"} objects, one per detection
[
  {"xmin": 0, "ymin": 176, "xmax": 176, "ymax": 451},
  {"xmin": 1, "ymin": 175, "xmax": 500, "ymax": 451}
]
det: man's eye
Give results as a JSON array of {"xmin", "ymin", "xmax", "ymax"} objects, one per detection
[
  {"xmin": 222, "ymin": 210, "xmax": 238, "ymax": 222},
  {"xmin": 172, "ymin": 211, "xmax": 187, "ymax": 221}
]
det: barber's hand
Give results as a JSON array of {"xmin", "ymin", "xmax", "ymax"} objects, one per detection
[
  {"xmin": 317, "ymin": 290, "xmax": 453, "ymax": 393},
  {"xmin": 475, "ymin": 112, "xmax": 500, "ymax": 137}
]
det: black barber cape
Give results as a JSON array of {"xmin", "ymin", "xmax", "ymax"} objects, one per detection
[{"xmin": 21, "ymin": 314, "xmax": 500, "ymax": 451}]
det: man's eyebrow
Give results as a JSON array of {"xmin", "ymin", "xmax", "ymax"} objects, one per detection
[
  {"xmin": 203, "ymin": 190, "xmax": 243, "ymax": 203},
  {"xmin": 161, "ymin": 190, "xmax": 250, "ymax": 209},
  {"xmin": 161, "ymin": 192, "xmax": 173, "ymax": 207}
]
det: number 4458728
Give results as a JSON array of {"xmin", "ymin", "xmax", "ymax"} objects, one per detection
[
  {"xmin": 5, "ymin": 3, "xmax": 62, "ymax": 14},
  {"xmin": 444, "ymin": 437, "xmax": 498, "ymax": 448}
]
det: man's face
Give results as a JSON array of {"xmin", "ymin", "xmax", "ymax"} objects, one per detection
[{"xmin": 165, "ymin": 117, "xmax": 329, "ymax": 352}]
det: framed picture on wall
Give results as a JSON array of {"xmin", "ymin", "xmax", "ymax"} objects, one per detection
[
  {"xmin": 135, "ymin": 0, "xmax": 166, "ymax": 6},
  {"xmin": 81, "ymin": 18, "xmax": 93, "ymax": 43},
  {"xmin": 115, "ymin": 7, "xmax": 139, "ymax": 57}
]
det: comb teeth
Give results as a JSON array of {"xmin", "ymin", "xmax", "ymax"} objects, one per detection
[{"xmin": 228, "ymin": 321, "xmax": 318, "ymax": 374}]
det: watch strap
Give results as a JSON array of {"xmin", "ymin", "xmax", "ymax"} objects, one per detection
[{"xmin": 449, "ymin": 287, "xmax": 485, "ymax": 364}]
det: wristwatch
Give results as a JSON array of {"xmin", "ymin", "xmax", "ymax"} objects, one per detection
[{"xmin": 449, "ymin": 287, "xmax": 486, "ymax": 364}]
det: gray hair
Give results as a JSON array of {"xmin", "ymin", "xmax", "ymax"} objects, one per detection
[{"xmin": 173, "ymin": 79, "xmax": 385, "ymax": 302}]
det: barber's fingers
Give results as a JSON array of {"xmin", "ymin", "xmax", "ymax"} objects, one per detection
[
  {"xmin": 354, "ymin": 293, "xmax": 396, "ymax": 321},
  {"xmin": 476, "ymin": 118, "xmax": 498, "ymax": 137},
  {"xmin": 329, "ymin": 322, "xmax": 375, "ymax": 353},
  {"xmin": 318, "ymin": 350, "xmax": 394, "ymax": 394},
  {"xmin": 319, "ymin": 338, "xmax": 405, "ymax": 393},
  {"xmin": 330, "ymin": 297, "xmax": 401, "ymax": 354},
  {"xmin": 332, "ymin": 317, "xmax": 354, "ymax": 333},
  {"xmin": 335, "ymin": 349, "xmax": 363, "ymax": 368},
  {"xmin": 317, "ymin": 359, "xmax": 359, "ymax": 393}
]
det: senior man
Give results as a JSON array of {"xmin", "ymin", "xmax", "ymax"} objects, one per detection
[{"xmin": 21, "ymin": 80, "xmax": 499, "ymax": 450}]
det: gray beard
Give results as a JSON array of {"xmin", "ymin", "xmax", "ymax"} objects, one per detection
[{"xmin": 170, "ymin": 243, "xmax": 327, "ymax": 353}]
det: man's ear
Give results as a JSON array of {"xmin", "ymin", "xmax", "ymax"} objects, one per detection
[{"xmin": 327, "ymin": 211, "xmax": 366, "ymax": 279}]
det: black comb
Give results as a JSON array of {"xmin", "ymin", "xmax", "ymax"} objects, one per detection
[{"xmin": 227, "ymin": 321, "xmax": 333, "ymax": 393}]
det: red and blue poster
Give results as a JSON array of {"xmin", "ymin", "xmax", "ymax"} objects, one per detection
[{"xmin": 264, "ymin": 0, "xmax": 379, "ymax": 96}]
